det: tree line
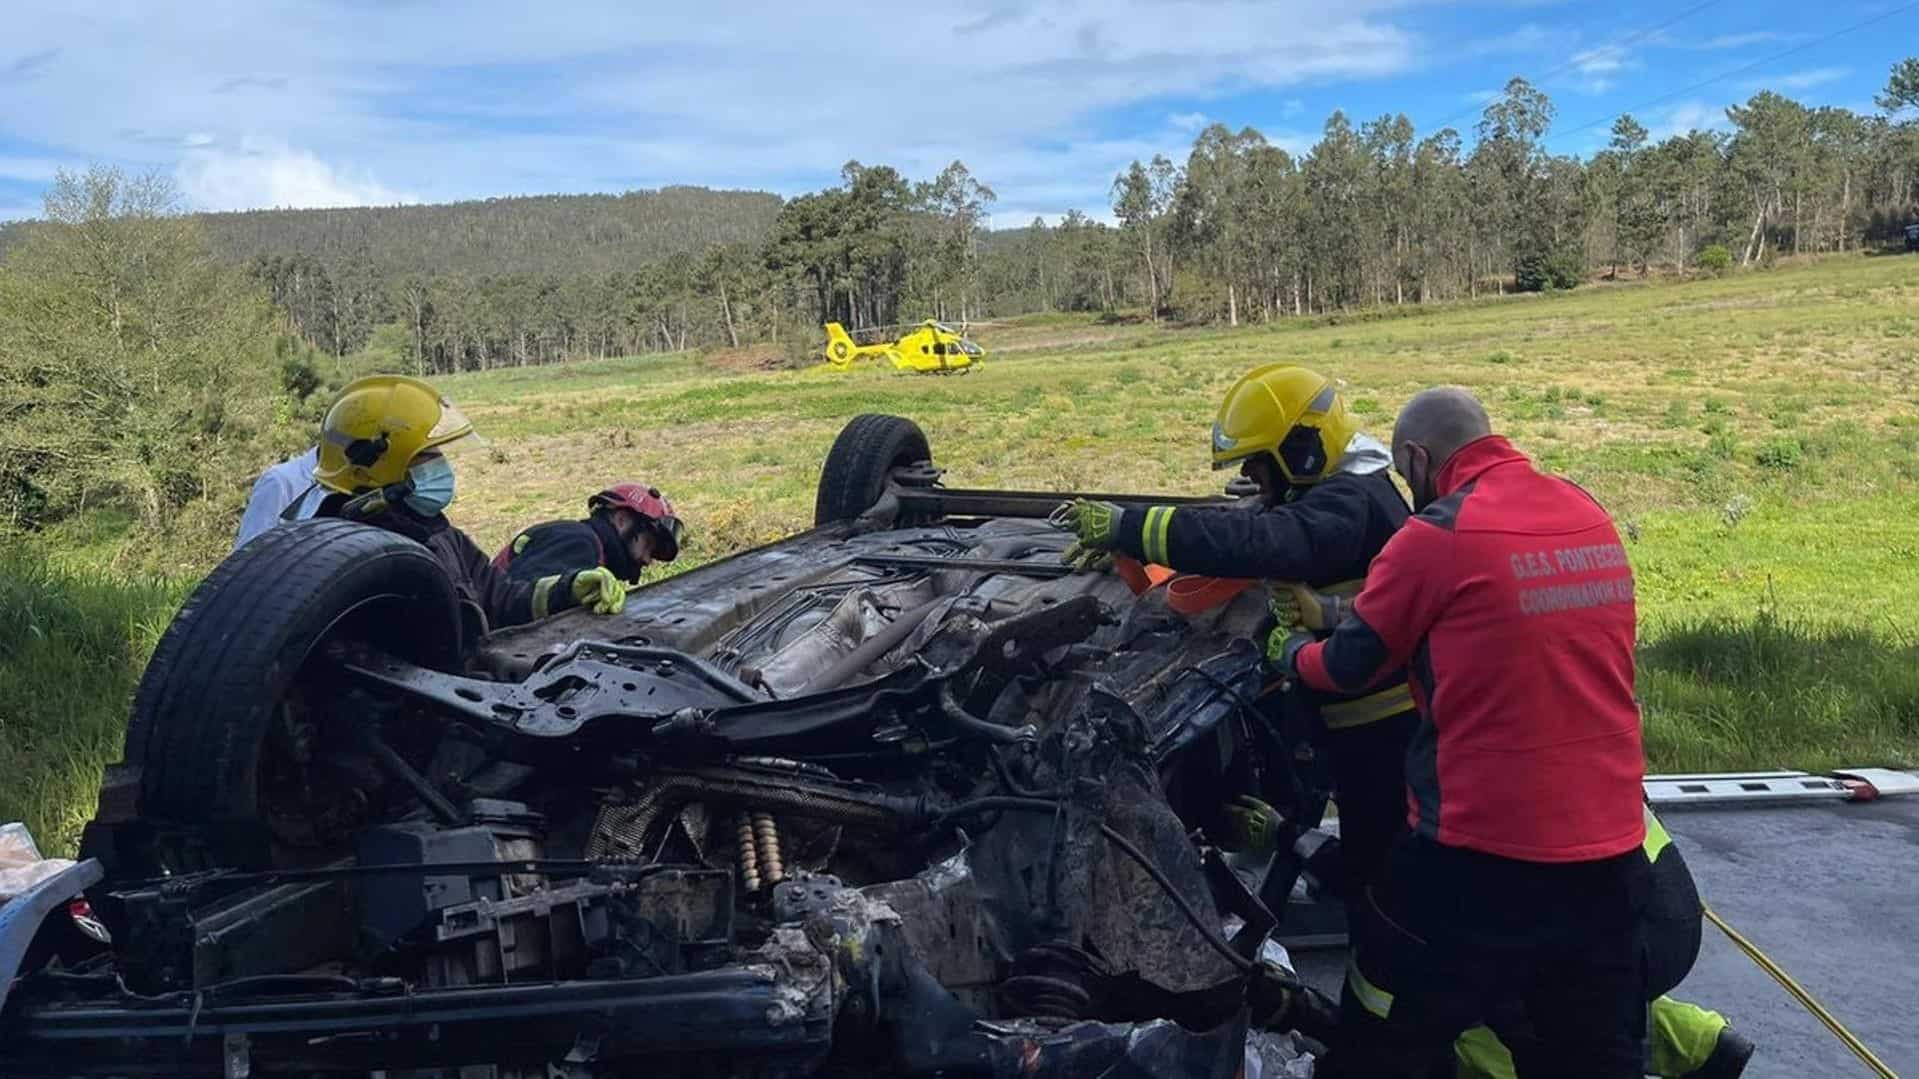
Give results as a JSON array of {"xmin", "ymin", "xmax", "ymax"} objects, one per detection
[
  {"xmin": 294, "ymin": 61, "xmax": 1919, "ymax": 367},
  {"xmin": 6, "ymin": 61, "xmax": 1917, "ymax": 384},
  {"xmin": 1037, "ymin": 61, "xmax": 1919, "ymax": 326}
]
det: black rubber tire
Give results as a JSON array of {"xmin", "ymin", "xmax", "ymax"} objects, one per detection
[
  {"xmin": 813, "ymin": 414, "xmax": 932, "ymax": 525},
  {"xmin": 119, "ymin": 519, "xmax": 461, "ymax": 857}
]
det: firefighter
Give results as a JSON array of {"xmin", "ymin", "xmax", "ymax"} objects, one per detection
[
  {"xmin": 1450, "ymin": 803, "xmax": 1753, "ymax": 1078},
  {"xmin": 1272, "ymin": 386, "xmax": 1649, "ymax": 1078},
  {"xmin": 1055, "ymin": 363, "xmax": 1417, "ymax": 896},
  {"xmin": 311, "ymin": 375, "xmax": 627, "ymax": 636},
  {"xmin": 494, "ymin": 482, "xmax": 683, "ymax": 584}
]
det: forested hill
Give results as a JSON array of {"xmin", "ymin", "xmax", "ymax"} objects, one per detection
[
  {"xmin": 199, "ymin": 186, "xmax": 783, "ymax": 274},
  {"xmin": 0, "ymin": 185, "xmax": 785, "ymax": 275}
]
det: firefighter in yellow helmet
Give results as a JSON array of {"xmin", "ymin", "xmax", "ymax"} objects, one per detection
[
  {"xmin": 311, "ymin": 375, "xmax": 627, "ymax": 633},
  {"xmin": 1057, "ymin": 364, "xmax": 1417, "ymax": 902},
  {"xmin": 1059, "ymin": 370, "xmax": 1750, "ymax": 1074}
]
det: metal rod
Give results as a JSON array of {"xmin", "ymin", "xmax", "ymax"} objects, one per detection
[
  {"xmin": 362, "ymin": 730, "xmax": 464, "ymax": 825},
  {"xmin": 852, "ymin": 554, "xmax": 1075, "ymax": 577},
  {"xmin": 896, "ymin": 487, "xmax": 1233, "ymax": 520}
]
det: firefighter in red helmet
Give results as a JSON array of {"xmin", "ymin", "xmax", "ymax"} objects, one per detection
[{"xmin": 494, "ymin": 482, "xmax": 685, "ymax": 584}]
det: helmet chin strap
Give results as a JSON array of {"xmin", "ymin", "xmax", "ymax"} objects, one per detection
[{"xmin": 340, "ymin": 476, "xmax": 416, "ymax": 521}]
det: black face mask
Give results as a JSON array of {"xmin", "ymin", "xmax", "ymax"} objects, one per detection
[{"xmin": 1398, "ymin": 445, "xmax": 1438, "ymax": 511}]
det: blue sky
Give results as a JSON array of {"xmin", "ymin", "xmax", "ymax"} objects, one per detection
[{"xmin": 0, "ymin": 1, "xmax": 1911, "ymax": 226}]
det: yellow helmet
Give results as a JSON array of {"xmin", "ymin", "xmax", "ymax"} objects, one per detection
[
  {"xmin": 314, "ymin": 375, "xmax": 478, "ymax": 493},
  {"xmin": 1210, "ymin": 364, "xmax": 1357, "ymax": 486}
]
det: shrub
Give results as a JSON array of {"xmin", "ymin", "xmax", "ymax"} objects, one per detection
[
  {"xmin": 1697, "ymin": 245, "xmax": 1733, "ymax": 276},
  {"xmin": 1515, "ymin": 253, "xmax": 1550, "ymax": 293},
  {"xmin": 1755, "ymin": 438, "xmax": 1804, "ymax": 470},
  {"xmin": 1516, "ymin": 250, "xmax": 1585, "ymax": 292},
  {"xmin": 1544, "ymin": 250, "xmax": 1586, "ymax": 290}
]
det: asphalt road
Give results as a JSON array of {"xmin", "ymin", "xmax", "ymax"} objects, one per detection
[{"xmin": 1290, "ymin": 797, "xmax": 1919, "ymax": 1078}]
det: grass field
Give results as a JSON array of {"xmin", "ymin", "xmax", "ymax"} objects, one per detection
[{"xmin": 7, "ymin": 253, "xmax": 1919, "ymax": 852}]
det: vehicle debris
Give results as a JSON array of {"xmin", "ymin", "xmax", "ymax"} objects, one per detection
[{"xmin": 0, "ymin": 414, "xmax": 1352, "ymax": 1076}]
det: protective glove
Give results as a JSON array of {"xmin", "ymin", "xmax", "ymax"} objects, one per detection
[
  {"xmin": 1220, "ymin": 794, "xmax": 1286, "ymax": 855},
  {"xmin": 570, "ymin": 566, "xmax": 628, "ymax": 615},
  {"xmin": 1248, "ymin": 959, "xmax": 1339, "ymax": 1042},
  {"xmin": 1055, "ymin": 498, "xmax": 1120, "ymax": 548},
  {"xmin": 1265, "ymin": 626, "xmax": 1314, "ymax": 675},
  {"xmin": 1061, "ymin": 541, "xmax": 1116, "ymax": 573},
  {"xmin": 1270, "ymin": 581, "xmax": 1346, "ymax": 631}
]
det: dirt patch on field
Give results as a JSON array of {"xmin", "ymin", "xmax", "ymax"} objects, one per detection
[{"xmin": 703, "ymin": 343, "xmax": 790, "ymax": 372}]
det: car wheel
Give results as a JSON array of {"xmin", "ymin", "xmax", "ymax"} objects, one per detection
[
  {"xmin": 88, "ymin": 519, "xmax": 463, "ymax": 873},
  {"xmin": 813, "ymin": 413, "xmax": 933, "ymax": 525}
]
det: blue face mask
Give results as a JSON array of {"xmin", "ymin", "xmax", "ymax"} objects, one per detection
[{"xmin": 403, "ymin": 455, "xmax": 457, "ymax": 516}]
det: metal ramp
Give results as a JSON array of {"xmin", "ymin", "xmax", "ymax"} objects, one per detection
[{"xmin": 1644, "ymin": 767, "xmax": 1919, "ymax": 808}]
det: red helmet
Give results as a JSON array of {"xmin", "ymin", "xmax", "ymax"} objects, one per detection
[{"xmin": 588, "ymin": 482, "xmax": 682, "ymax": 562}]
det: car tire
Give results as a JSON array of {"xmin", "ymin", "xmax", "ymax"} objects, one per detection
[
  {"xmin": 813, "ymin": 413, "xmax": 932, "ymax": 525},
  {"xmin": 100, "ymin": 519, "xmax": 462, "ymax": 869}
]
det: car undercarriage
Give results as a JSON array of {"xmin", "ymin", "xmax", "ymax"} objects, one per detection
[{"xmin": 0, "ymin": 414, "xmax": 1336, "ymax": 1077}]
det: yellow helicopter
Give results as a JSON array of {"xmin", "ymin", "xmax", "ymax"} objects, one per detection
[{"xmin": 823, "ymin": 320, "xmax": 983, "ymax": 374}]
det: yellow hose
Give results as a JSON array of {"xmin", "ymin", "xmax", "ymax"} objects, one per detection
[{"xmin": 1702, "ymin": 904, "xmax": 1899, "ymax": 1078}]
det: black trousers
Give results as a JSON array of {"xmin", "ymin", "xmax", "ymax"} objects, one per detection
[
  {"xmin": 1319, "ymin": 710, "xmax": 1419, "ymax": 894},
  {"xmin": 1323, "ymin": 835, "xmax": 1651, "ymax": 1079}
]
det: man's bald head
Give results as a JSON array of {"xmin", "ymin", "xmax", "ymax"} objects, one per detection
[
  {"xmin": 1391, "ymin": 387, "xmax": 1492, "ymax": 509},
  {"xmin": 1394, "ymin": 387, "xmax": 1492, "ymax": 469}
]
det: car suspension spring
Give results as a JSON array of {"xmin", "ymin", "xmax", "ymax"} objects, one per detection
[
  {"xmin": 752, "ymin": 811, "xmax": 785, "ymax": 886},
  {"xmin": 736, "ymin": 812, "xmax": 762, "ymax": 893},
  {"xmin": 999, "ymin": 942, "xmax": 1098, "ymax": 1019}
]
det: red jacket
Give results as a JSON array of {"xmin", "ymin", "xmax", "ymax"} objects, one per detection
[{"xmin": 1294, "ymin": 436, "xmax": 1645, "ymax": 863}]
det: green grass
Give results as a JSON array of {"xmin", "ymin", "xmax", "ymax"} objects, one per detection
[
  {"xmin": 8, "ymin": 253, "xmax": 1919, "ymax": 852},
  {"xmin": 0, "ymin": 550, "xmax": 187, "ymax": 854}
]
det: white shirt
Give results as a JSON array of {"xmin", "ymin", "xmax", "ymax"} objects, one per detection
[{"xmin": 234, "ymin": 446, "xmax": 325, "ymax": 549}]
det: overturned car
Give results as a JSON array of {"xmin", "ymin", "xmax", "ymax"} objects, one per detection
[{"xmin": 0, "ymin": 415, "xmax": 1341, "ymax": 1077}]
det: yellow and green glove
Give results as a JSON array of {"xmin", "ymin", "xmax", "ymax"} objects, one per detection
[
  {"xmin": 1265, "ymin": 626, "xmax": 1313, "ymax": 684},
  {"xmin": 1270, "ymin": 581, "xmax": 1347, "ymax": 631},
  {"xmin": 570, "ymin": 566, "xmax": 628, "ymax": 615},
  {"xmin": 1056, "ymin": 498, "xmax": 1121, "ymax": 572},
  {"xmin": 1220, "ymin": 794, "xmax": 1286, "ymax": 855}
]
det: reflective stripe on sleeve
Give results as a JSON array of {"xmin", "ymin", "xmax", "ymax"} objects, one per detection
[{"xmin": 1346, "ymin": 955, "xmax": 1395, "ymax": 1019}]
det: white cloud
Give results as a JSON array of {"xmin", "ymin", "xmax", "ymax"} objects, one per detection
[
  {"xmin": 1648, "ymin": 100, "xmax": 1732, "ymax": 141},
  {"xmin": 1282, "ymin": 98, "xmax": 1305, "ymax": 117},
  {"xmin": 1567, "ymin": 44, "xmax": 1634, "ymax": 94},
  {"xmin": 1572, "ymin": 46, "xmax": 1626, "ymax": 76},
  {"xmin": 0, "ymin": 202, "xmax": 42, "ymax": 223},
  {"xmin": 1168, "ymin": 111, "xmax": 1209, "ymax": 132},
  {"xmin": 175, "ymin": 138, "xmax": 414, "ymax": 211},
  {"xmin": 0, "ymin": 0, "xmax": 1420, "ymax": 216},
  {"xmin": 1693, "ymin": 31, "xmax": 1787, "ymax": 51},
  {"xmin": 1760, "ymin": 67, "xmax": 1849, "ymax": 92}
]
